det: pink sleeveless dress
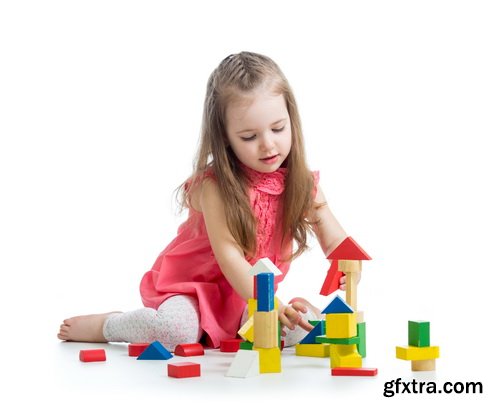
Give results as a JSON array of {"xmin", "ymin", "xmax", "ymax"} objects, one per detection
[{"xmin": 139, "ymin": 165, "xmax": 319, "ymax": 347}]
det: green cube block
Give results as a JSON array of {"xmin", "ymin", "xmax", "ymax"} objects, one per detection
[
  {"xmin": 239, "ymin": 341, "xmax": 254, "ymax": 350},
  {"xmin": 408, "ymin": 320, "xmax": 430, "ymax": 347}
]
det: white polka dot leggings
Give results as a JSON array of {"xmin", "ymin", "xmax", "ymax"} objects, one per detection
[
  {"xmin": 103, "ymin": 295, "xmax": 318, "ymax": 351},
  {"xmin": 103, "ymin": 295, "xmax": 203, "ymax": 351}
]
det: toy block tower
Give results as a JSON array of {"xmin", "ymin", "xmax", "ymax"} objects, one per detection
[
  {"xmin": 315, "ymin": 295, "xmax": 362, "ymax": 367},
  {"xmin": 252, "ymin": 272, "xmax": 281, "ymax": 373},
  {"xmin": 321, "ymin": 237, "xmax": 371, "ymax": 356},
  {"xmin": 322, "ymin": 237, "xmax": 371, "ymax": 310},
  {"xmin": 294, "ymin": 294, "xmax": 376, "ymax": 375},
  {"xmin": 396, "ymin": 320, "xmax": 440, "ymax": 371},
  {"xmin": 234, "ymin": 258, "xmax": 282, "ymax": 374}
]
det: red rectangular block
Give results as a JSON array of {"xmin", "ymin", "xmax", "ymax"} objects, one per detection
[
  {"xmin": 220, "ymin": 338, "xmax": 243, "ymax": 352},
  {"xmin": 128, "ymin": 343, "xmax": 150, "ymax": 357},
  {"xmin": 331, "ymin": 367, "xmax": 377, "ymax": 376},
  {"xmin": 167, "ymin": 362, "xmax": 201, "ymax": 378},
  {"xmin": 79, "ymin": 349, "xmax": 106, "ymax": 362}
]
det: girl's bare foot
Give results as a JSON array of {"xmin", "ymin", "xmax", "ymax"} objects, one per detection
[{"xmin": 57, "ymin": 312, "xmax": 121, "ymax": 342}]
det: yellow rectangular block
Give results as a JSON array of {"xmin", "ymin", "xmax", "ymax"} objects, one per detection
[
  {"xmin": 254, "ymin": 347, "xmax": 281, "ymax": 373},
  {"xmin": 237, "ymin": 316, "xmax": 254, "ymax": 342},
  {"xmin": 253, "ymin": 310, "xmax": 278, "ymax": 348},
  {"xmin": 396, "ymin": 345, "xmax": 440, "ymax": 360},
  {"xmin": 326, "ymin": 313, "xmax": 357, "ymax": 338},
  {"xmin": 412, "ymin": 359, "xmax": 436, "ymax": 371},
  {"xmin": 295, "ymin": 344, "xmax": 330, "ymax": 357},
  {"xmin": 330, "ymin": 344, "xmax": 362, "ymax": 368},
  {"xmin": 248, "ymin": 299, "xmax": 257, "ymax": 316}
]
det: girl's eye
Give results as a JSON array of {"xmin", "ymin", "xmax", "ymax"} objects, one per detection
[
  {"xmin": 241, "ymin": 135, "xmax": 256, "ymax": 141},
  {"xmin": 273, "ymin": 126, "xmax": 285, "ymax": 133}
]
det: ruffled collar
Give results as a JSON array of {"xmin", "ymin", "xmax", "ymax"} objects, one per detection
[{"xmin": 239, "ymin": 162, "xmax": 287, "ymax": 195}]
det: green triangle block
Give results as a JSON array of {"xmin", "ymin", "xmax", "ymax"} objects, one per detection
[{"xmin": 137, "ymin": 341, "xmax": 173, "ymax": 360}]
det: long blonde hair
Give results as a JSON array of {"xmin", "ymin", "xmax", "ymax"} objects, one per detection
[{"xmin": 178, "ymin": 51, "xmax": 317, "ymax": 260}]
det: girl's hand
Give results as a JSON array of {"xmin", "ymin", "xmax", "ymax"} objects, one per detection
[
  {"xmin": 278, "ymin": 300, "xmax": 314, "ymax": 335},
  {"xmin": 339, "ymin": 272, "xmax": 362, "ymax": 290}
]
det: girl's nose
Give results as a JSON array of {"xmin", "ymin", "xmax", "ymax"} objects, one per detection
[{"xmin": 260, "ymin": 132, "xmax": 275, "ymax": 151}]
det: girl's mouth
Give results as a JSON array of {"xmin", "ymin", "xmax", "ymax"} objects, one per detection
[{"xmin": 260, "ymin": 154, "xmax": 279, "ymax": 164}]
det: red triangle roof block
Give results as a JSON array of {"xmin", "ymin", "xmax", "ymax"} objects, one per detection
[
  {"xmin": 326, "ymin": 237, "xmax": 371, "ymax": 261},
  {"xmin": 319, "ymin": 260, "xmax": 343, "ymax": 296}
]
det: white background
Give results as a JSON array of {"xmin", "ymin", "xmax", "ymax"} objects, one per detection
[{"xmin": 1, "ymin": 0, "xmax": 499, "ymax": 408}]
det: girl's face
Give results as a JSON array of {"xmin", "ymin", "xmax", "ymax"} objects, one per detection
[{"xmin": 225, "ymin": 86, "xmax": 292, "ymax": 173}]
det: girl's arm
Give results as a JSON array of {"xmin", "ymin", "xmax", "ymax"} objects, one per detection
[
  {"xmin": 197, "ymin": 178, "xmax": 310, "ymax": 332},
  {"xmin": 309, "ymin": 184, "xmax": 348, "ymax": 256},
  {"xmin": 198, "ymin": 178, "xmax": 254, "ymax": 301},
  {"xmin": 308, "ymin": 183, "xmax": 359, "ymax": 290}
]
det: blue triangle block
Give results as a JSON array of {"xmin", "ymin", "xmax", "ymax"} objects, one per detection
[
  {"xmin": 137, "ymin": 341, "xmax": 173, "ymax": 360},
  {"xmin": 299, "ymin": 321, "xmax": 325, "ymax": 344},
  {"xmin": 321, "ymin": 295, "xmax": 354, "ymax": 314}
]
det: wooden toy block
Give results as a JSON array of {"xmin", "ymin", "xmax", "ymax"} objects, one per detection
[
  {"xmin": 225, "ymin": 350, "xmax": 260, "ymax": 378},
  {"xmin": 253, "ymin": 310, "xmax": 278, "ymax": 348},
  {"xmin": 357, "ymin": 322, "xmax": 366, "ymax": 358},
  {"xmin": 356, "ymin": 311, "xmax": 365, "ymax": 323},
  {"xmin": 396, "ymin": 345, "xmax": 440, "ymax": 361},
  {"xmin": 248, "ymin": 298, "xmax": 257, "ymax": 316},
  {"xmin": 256, "ymin": 273, "xmax": 274, "ymax": 311},
  {"xmin": 247, "ymin": 257, "xmax": 284, "ymax": 277},
  {"xmin": 338, "ymin": 260, "xmax": 362, "ymax": 273},
  {"xmin": 295, "ymin": 343, "xmax": 330, "ymax": 357},
  {"xmin": 137, "ymin": 341, "xmax": 173, "ymax": 360},
  {"xmin": 240, "ymin": 341, "xmax": 254, "ymax": 350},
  {"xmin": 299, "ymin": 320, "xmax": 325, "ymax": 344},
  {"xmin": 238, "ymin": 315, "xmax": 254, "ymax": 342},
  {"xmin": 316, "ymin": 335, "xmax": 360, "ymax": 345},
  {"xmin": 79, "ymin": 349, "xmax": 106, "ymax": 362},
  {"xmin": 320, "ymin": 260, "xmax": 343, "ymax": 296},
  {"xmin": 408, "ymin": 321, "xmax": 430, "ymax": 347},
  {"xmin": 248, "ymin": 297, "xmax": 278, "ymax": 316},
  {"xmin": 174, "ymin": 343, "xmax": 204, "ymax": 356},
  {"xmin": 220, "ymin": 339, "xmax": 243, "ymax": 352},
  {"xmin": 254, "ymin": 347, "xmax": 281, "ymax": 373},
  {"xmin": 331, "ymin": 367, "xmax": 378, "ymax": 376},
  {"xmin": 326, "ymin": 237, "xmax": 372, "ymax": 260},
  {"xmin": 337, "ymin": 261, "xmax": 361, "ymax": 310},
  {"xmin": 128, "ymin": 343, "xmax": 150, "ymax": 357},
  {"xmin": 330, "ymin": 344, "xmax": 362, "ymax": 368},
  {"xmin": 321, "ymin": 295, "xmax": 354, "ymax": 314},
  {"xmin": 346, "ymin": 272, "xmax": 359, "ymax": 310},
  {"xmin": 326, "ymin": 313, "xmax": 357, "ymax": 338},
  {"xmin": 167, "ymin": 362, "xmax": 201, "ymax": 378},
  {"xmin": 411, "ymin": 359, "xmax": 436, "ymax": 371}
]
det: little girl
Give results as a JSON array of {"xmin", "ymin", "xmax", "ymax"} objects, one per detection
[{"xmin": 58, "ymin": 52, "xmax": 351, "ymax": 350}]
